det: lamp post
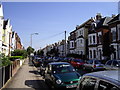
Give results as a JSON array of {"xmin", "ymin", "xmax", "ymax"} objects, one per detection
[
  {"xmin": 30, "ymin": 33, "xmax": 39, "ymax": 48},
  {"xmin": 65, "ymin": 31, "xmax": 66, "ymax": 56}
]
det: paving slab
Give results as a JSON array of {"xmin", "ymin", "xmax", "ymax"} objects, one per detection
[{"xmin": 2, "ymin": 59, "xmax": 49, "ymax": 90}]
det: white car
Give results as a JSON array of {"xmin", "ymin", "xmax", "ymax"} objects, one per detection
[
  {"xmin": 104, "ymin": 60, "xmax": 120, "ymax": 70},
  {"xmin": 83, "ymin": 60, "xmax": 105, "ymax": 71}
]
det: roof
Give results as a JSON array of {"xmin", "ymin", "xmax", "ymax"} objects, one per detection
[
  {"xmin": 96, "ymin": 17, "xmax": 112, "ymax": 29},
  {"xmin": 77, "ymin": 18, "xmax": 94, "ymax": 29},
  {"xmin": 107, "ymin": 59, "xmax": 120, "ymax": 62},
  {"xmin": 3, "ymin": 19, "xmax": 8, "ymax": 29},
  {"xmin": 84, "ymin": 70, "xmax": 120, "ymax": 86},
  {"xmin": 12, "ymin": 31, "xmax": 15, "ymax": 38},
  {"xmin": 108, "ymin": 14, "xmax": 119, "ymax": 24}
]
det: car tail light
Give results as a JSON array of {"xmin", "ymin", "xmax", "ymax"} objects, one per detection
[{"xmin": 93, "ymin": 65, "xmax": 96, "ymax": 68}]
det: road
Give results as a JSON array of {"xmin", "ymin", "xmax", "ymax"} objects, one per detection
[{"xmin": 2, "ymin": 59, "xmax": 89, "ymax": 90}]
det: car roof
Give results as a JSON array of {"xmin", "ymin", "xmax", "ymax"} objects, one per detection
[
  {"xmin": 84, "ymin": 70, "xmax": 120, "ymax": 86},
  {"xmin": 88, "ymin": 59, "xmax": 100, "ymax": 61},
  {"xmin": 49, "ymin": 62, "xmax": 70, "ymax": 65},
  {"xmin": 108, "ymin": 60, "xmax": 120, "ymax": 61}
]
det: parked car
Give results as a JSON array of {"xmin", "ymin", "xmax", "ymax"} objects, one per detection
[
  {"xmin": 32, "ymin": 58, "xmax": 43, "ymax": 67},
  {"xmin": 53, "ymin": 57, "xmax": 62, "ymax": 62},
  {"xmin": 70, "ymin": 59, "xmax": 85, "ymax": 68},
  {"xmin": 44, "ymin": 62, "xmax": 81, "ymax": 88},
  {"xmin": 38, "ymin": 62, "xmax": 46, "ymax": 77},
  {"xmin": 60, "ymin": 57, "xmax": 72, "ymax": 63},
  {"xmin": 83, "ymin": 60, "xmax": 105, "ymax": 71},
  {"xmin": 77, "ymin": 70, "xmax": 120, "ymax": 90},
  {"xmin": 104, "ymin": 60, "xmax": 120, "ymax": 70}
]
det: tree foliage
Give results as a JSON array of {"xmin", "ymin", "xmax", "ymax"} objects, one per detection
[
  {"xmin": 0, "ymin": 54, "xmax": 12, "ymax": 67},
  {"xmin": 37, "ymin": 50, "xmax": 44, "ymax": 56},
  {"xmin": 26, "ymin": 46, "xmax": 34, "ymax": 56},
  {"xmin": 46, "ymin": 48, "xmax": 59, "ymax": 57},
  {"xmin": 103, "ymin": 32, "xmax": 115, "ymax": 60}
]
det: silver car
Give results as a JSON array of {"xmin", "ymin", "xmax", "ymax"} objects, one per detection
[
  {"xmin": 83, "ymin": 60, "xmax": 105, "ymax": 71},
  {"xmin": 77, "ymin": 70, "xmax": 120, "ymax": 90},
  {"xmin": 104, "ymin": 60, "xmax": 120, "ymax": 70}
]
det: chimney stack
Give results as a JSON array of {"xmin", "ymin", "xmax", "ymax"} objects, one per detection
[{"xmin": 96, "ymin": 13, "xmax": 102, "ymax": 20}]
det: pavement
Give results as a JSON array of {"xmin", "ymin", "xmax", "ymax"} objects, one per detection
[{"xmin": 2, "ymin": 59, "xmax": 49, "ymax": 90}]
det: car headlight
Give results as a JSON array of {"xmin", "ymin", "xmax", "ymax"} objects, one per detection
[
  {"xmin": 77, "ymin": 62, "xmax": 80, "ymax": 64},
  {"xmin": 79, "ymin": 76, "xmax": 82, "ymax": 80},
  {"xmin": 56, "ymin": 79, "xmax": 62, "ymax": 84}
]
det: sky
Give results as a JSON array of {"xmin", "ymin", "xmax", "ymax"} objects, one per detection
[{"xmin": 2, "ymin": 2, "xmax": 118, "ymax": 50}]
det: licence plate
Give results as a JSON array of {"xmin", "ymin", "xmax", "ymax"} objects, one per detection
[{"xmin": 66, "ymin": 84, "xmax": 77, "ymax": 88}]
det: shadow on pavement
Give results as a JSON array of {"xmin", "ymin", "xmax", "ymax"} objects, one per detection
[
  {"xmin": 29, "ymin": 64, "xmax": 34, "ymax": 67},
  {"xmin": 25, "ymin": 80, "xmax": 49, "ymax": 90},
  {"xmin": 29, "ymin": 70, "xmax": 40, "ymax": 75}
]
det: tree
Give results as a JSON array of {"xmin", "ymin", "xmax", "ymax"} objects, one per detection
[
  {"xmin": 0, "ymin": 54, "xmax": 12, "ymax": 67},
  {"xmin": 103, "ymin": 32, "xmax": 115, "ymax": 60},
  {"xmin": 37, "ymin": 50, "xmax": 44, "ymax": 56},
  {"xmin": 49, "ymin": 48, "xmax": 59, "ymax": 57},
  {"xmin": 26, "ymin": 46, "xmax": 34, "ymax": 56},
  {"xmin": 34, "ymin": 51, "xmax": 37, "ymax": 56}
]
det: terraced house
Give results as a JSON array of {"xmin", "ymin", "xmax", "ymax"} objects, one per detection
[
  {"xmin": 0, "ymin": 5, "xmax": 3, "ymax": 53},
  {"xmin": 0, "ymin": 4, "xmax": 23, "ymax": 56},
  {"xmin": 88, "ymin": 13, "xmax": 113, "ymax": 60},
  {"xmin": 0, "ymin": 5, "xmax": 12, "ymax": 56},
  {"xmin": 43, "ymin": 13, "xmax": 120, "ymax": 61},
  {"xmin": 69, "ymin": 30, "xmax": 76, "ymax": 54},
  {"xmin": 108, "ymin": 14, "xmax": 120, "ymax": 60},
  {"xmin": 75, "ymin": 18, "xmax": 93, "ymax": 58}
]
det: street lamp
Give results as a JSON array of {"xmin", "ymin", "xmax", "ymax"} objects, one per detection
[{"xmin": 30, "ymin": 33, "xmax": 39, "ymax": 48}]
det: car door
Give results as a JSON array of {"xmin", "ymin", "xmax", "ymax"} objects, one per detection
[
  {"xmin": 98, "ymin": 80, "xmax": 120, "ymax": 90},
  {"xmin": 78, "ymin": 76, "xmax": 97, "ymax": 90},
  {"xmin": 71, "ymin": 60, "xmax": 75, "ymax": 67},
  {"xmin": 45, "ymin": 65, "xmax": 53, "ymax": 82},
  {"xmin": 112, "ymin": 61, "xmax": 119, "ymax": 70},
  {"xmin": 89, "ymin": 60, "xmax": 94, "ymax": 69},
  {"xmin": 105, "ymin": 60, "xmax": 113, "ymax": 70},
  {"xmin": 84, "ymin": 60, "xmax": 90, "ymax": 69}
]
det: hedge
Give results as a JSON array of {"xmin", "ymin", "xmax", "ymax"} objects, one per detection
[{"xmin": 9, "ymin": 56, "xmax": 24, "ymax": 61}]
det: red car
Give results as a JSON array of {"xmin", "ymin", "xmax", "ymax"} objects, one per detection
[{"xmin": 70, "ymin": 59, "xmax": 85, "ymax": 68}]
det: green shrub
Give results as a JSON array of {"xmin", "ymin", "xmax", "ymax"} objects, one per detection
[
  {"xmin": 9, "ymin": 56, "xmax": 24, "ymax": 61},
  {"xmin": 0, "ymin": 54, "xmax": 12, "ymax": 67}
]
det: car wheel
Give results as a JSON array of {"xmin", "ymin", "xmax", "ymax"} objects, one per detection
[
  {"xmin": 45, "ymin": 79, "xmax": 48, "ymax": 84},
  {"xmin": 91, "ymin": 68, "xmax": 94, "ymax": 72},
  {"xmin": 83, "ymin": 67, "xmax": 86, "ymax": 70}
]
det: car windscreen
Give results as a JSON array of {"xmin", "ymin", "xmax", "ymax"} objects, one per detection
[
  {"xmin": 118, "ymin": 61, "xmax": 120, "ymax": 64},
  {"xmin": 95, "ymin": 60, "xmax": 101, "ymax": 64},
  {"xmin": 74, "ymin": 59, "xmax": 83, "ymax": 63},
  {"xmin": 52, "ymin": 64, "xmax": 75, "ymax": 73}
]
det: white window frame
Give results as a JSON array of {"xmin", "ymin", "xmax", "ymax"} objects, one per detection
[
  {"xmin": 117, "ymin": 24, "xmax": 120, "ymax": 41},
  {"xmin": 111, "ymin": 27, "xmax": 116, "ymax": 42}
]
